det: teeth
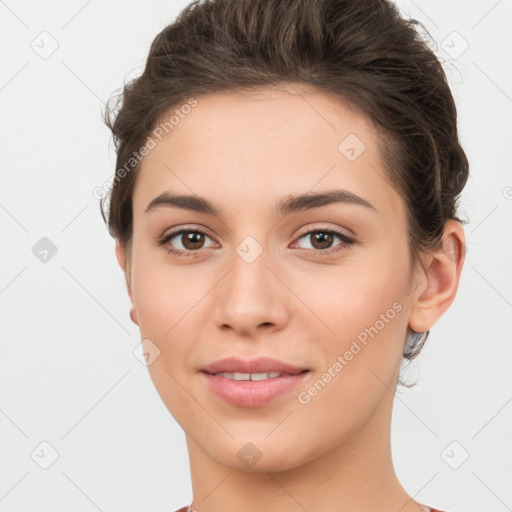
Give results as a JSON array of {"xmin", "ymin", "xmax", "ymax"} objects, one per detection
[{"xmin": 213, "ymin": 371, "xmax": 283, "ymax": 380}]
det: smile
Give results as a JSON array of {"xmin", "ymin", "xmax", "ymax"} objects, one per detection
[{"xmin": 211, "ymin": 371, "xmax": 286, "ymax": 380}]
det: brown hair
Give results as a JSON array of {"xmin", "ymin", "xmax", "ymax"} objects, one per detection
[{"xmin": 100, "ymin": 0, "xmax": 469, "ymax": 375}]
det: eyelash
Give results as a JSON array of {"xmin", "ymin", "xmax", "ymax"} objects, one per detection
[{"xmin": 158, "ymin": 227, "xmax": 355, "ymax": 258}]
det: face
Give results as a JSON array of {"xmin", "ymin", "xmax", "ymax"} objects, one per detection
[{"xmin": 118, "ymin": 83, "xmax": 426, "ymax": 471}]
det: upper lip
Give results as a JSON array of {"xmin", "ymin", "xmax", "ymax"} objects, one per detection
[{"xmin": 201, "ymin": 356, "xmax": 309, "ymax": 375}]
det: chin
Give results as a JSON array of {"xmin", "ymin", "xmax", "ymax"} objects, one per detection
[{"xmin": 203, "ymin": 435, "xmax": 315, "ymax": 473}]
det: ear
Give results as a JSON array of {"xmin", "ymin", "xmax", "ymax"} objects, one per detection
[
  {"xmin": 408, "ymin": 220, "xmax": 466, "ymax": 333},
  {"xmin": 115, "ymin": 239, "xmax": 139, "ymax": 326}
]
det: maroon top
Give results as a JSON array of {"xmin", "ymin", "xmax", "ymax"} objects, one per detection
[{"xmin": 174, "ymin": 507, "xmax": 448, "ymax": 512}]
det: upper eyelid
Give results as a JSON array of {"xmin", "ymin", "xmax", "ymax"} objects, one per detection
[
  {"xmin": 160, "ymin": 224, "xmax": 215, "ymax": 240},
  {"xmin": 294, "ymin": 225, "xmax": 353, "ymax": 239}
]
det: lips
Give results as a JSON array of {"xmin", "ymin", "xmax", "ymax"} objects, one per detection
[
  {"xmin": 200, "ymin": 356, "xmax": 309, "ymax": 376},
  {"xmin": 200, "ymin": 356, "xmax": 311, "ymax": 407}
]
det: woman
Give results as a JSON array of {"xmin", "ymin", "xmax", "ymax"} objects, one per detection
[{"xmin": 100, "ymin": 0, "xmax": 468, "ymax": 510}]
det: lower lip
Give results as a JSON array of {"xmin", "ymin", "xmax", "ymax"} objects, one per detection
[{"xmin": 201, "ymin": 371, "xmax": 310, "ymax": 407}]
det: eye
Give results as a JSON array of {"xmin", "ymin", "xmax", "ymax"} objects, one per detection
[
  {"xmin": 293, "ymin": 228, "xmax": 355, "ymax": 256},
  {"xmin": 158, "ymin": 228, "xmax": 216, "ymax": 257},
  {"xmin": 158, "ymin": 226, "xmax": 355, "ymax": 258}
]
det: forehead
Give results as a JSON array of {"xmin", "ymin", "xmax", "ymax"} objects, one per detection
[
  {"xmin": 133, "ymin": 83, "xmax": 402, "ymax": 222},
  {"xmin": 148, "ymin": 83, "xmax": 380, "ymax": 158}
]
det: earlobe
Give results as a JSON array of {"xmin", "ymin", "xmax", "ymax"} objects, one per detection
[
  {"xmin": 129, "ymin": 306, "xmax": 139, "ymax": 326},
  {"xmin": 408, "ymin": 220, "xmax": 466, "ymax": 333},
  {"xmin": 115, "ymin": 239, "xmax": 139, "ymax": 326},
  {"xmin": 115, "ymin": 239, "xmax": 127, "ymax": 272}
]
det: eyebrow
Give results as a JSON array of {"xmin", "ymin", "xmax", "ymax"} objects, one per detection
[{"xmin": 145, "ymin": 188, "xmax": 378, "ymax": 217}]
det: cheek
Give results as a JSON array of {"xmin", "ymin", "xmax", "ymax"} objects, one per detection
[
  {"xmin": 130, "ymin": 241, "xmax": 206, "ymax": 333},
  {"xmin": 295, "ymin": 245, "xmax": 410, "ymax": 395},
  {"xmin": 294, "ymin": 243, "xmax": 410, "ymax": 339},
  {"xmin": 289, "ymin": 269, "xmax": 409, "ymax": 455},
  {"xmin": 130, "ymin": 253, "xmax": 209, "ymax": 420},
  {"xmin": 129, "ymin": 249, "xmax": 220, "ymax": 401}
]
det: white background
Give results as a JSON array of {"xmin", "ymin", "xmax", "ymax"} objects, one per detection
[{"xmin": 0, "ymin": 1, "xmax": 511, "ymax": 511}]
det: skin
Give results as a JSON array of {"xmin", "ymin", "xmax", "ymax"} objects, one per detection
[{"xmin": 115, "ymin": 83, "xmax": 465, "ymax": 512}]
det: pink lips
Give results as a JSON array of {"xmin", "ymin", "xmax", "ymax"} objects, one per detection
[
  {"xmin": 200, "ymin": 356, "xmax": 310, "ymax": 407},
  {"xmin": 200, "ymin": 356, "xmax": 308, "ymax": 375}
]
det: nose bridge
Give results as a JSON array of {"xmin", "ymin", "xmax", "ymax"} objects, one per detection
[
  {"xmin": 213, "ymin": 234, "xmax": 287, "ymax": 333},
  {"xmin": 232, "ymin": 237, "xmax": 269, "ymax": 291}
]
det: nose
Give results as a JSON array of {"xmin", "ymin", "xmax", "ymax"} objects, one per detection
[{"xmin": 212, "ymin": 245, "xmax": 290, "ymax": 336}]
